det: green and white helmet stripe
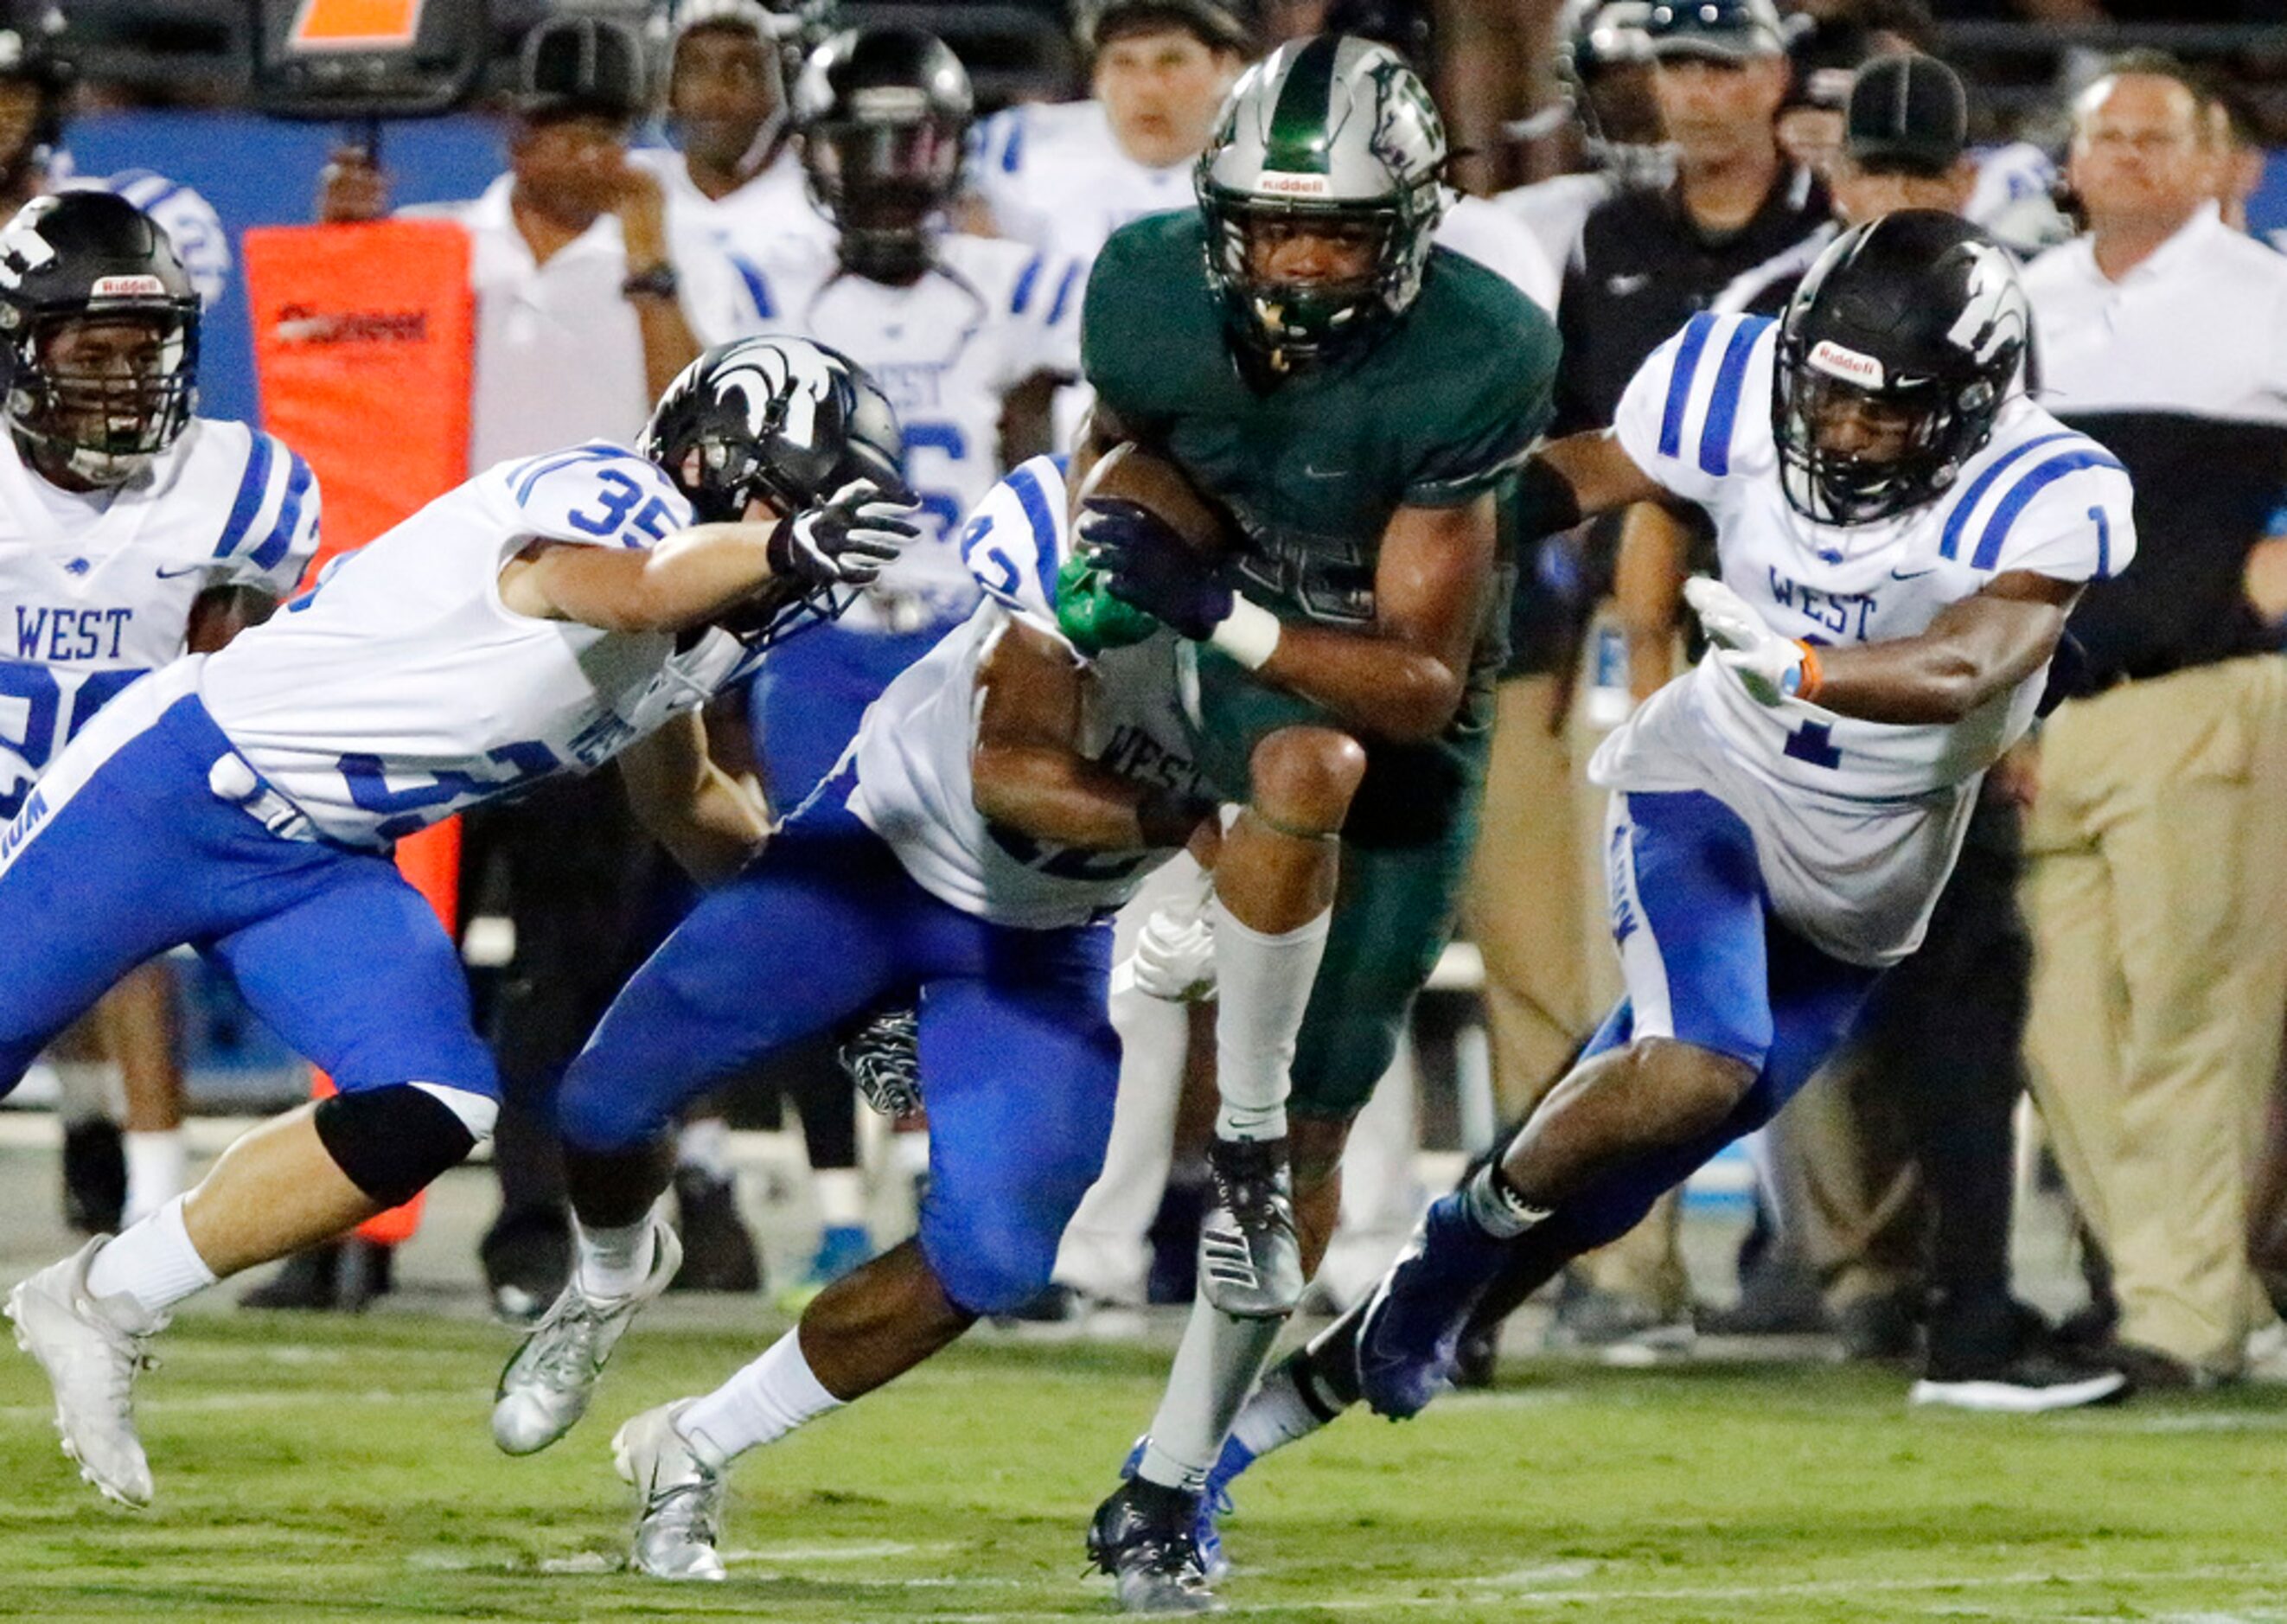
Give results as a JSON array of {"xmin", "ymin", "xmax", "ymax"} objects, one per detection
[{"xmin": 1196, "ymin": 34, "xmax": 1448, "ymax": 365}]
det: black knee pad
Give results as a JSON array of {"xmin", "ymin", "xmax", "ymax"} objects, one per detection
[{"xmin": 314, "ymin": 1085, "xmax": 482, "ymax": 1207}]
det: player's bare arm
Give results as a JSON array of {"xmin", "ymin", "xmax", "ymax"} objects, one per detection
[
  {"xmin": 971, "ymin": 618, "xmax": 1214, "ymax": 851},
  {"xmin": 184, "ymin": 584, "xmax": 281, "ymax": 655},
  {"xmin": 1798, "ymin": 570, "xmax": 2079, "ymax": 724},
  {"xmin": 617, "ymin": 711, "xmax": 770, "ymax": 886}
]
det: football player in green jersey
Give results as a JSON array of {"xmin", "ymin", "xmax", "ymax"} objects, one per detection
[{"xmin": 1071, "ymin": 33, "xmax": 1561, "ymax": 1613}]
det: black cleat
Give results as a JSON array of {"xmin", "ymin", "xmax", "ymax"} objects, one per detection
[
  {"xmin": 1088, "ymin": 1477, "xmax": 1222, "ymax": 1614},
  {"xmin": 61, "ymin": 1120, "xmax": 126, "ymax": 1236},
  {"xmin": 1196, "ymin": 1135, "xmax": 1303, "ymax": 1320},
  {"xmin": 668, "ymin": 1168, "xmax": 763, "ymax": 1295},
  {"xmin": 1911, "ymin": 1347, "xmax": 2131, "ymax": 1412}
]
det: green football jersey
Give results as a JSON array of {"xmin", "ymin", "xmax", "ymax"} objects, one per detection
[{"xmin": 1081, "ymin": 209, "xmax": 1561, "ymax": 628}]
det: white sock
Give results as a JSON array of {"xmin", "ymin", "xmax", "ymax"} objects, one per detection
[
  {"xmin": 84, "ymin": 1193, "xmax": 216, "ymax": 1320},
  {"xmin": 53, "ymin": 1061, "xmax": 122, "ymax": 1127},
  {"xmin": 813, "ymin": 1167, "xmax": 866, "ymax": 1230},
  {"xmin": 575, "ymin": 1214, "xmax": 658, "ymax": 1300},
  {"xmin": 1210, "ymin": 899, "xmax": 1331, "ymax": 1143},
  {"xmin": 122, "ymin": 1130, "xmax": 188, "ymax": 1228},
  {"xmin": 1138, "ymin": 1297, "xmax": 1284, "ymax": 1491},
  {"xmin": 679, "ymin": 1327, "xmax": 844, "ymax": 1464},
  {"xmin": 676, "ymin": 1117, "xmax": 733, "ymax": 1182},
  {"xmin": 1230, "ymin": 1358, "xmax": 1329, "ymax": 1460}
]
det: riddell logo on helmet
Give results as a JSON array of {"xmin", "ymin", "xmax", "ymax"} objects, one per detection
[
  {"xmin": 91, "ymin": 275, "xmax": 168, "ymax": 298},
  {"xmin": 1258, "ymin": 171, "xmax": 1332, "ymax": 198},
  {"xmin": 1809, "ymin": 339, "xmax": 1885, "ymax": 388}
]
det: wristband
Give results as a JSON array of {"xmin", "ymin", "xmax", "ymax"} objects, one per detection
[
  {"xmin": 1207, "ymin": 595, "xmax": 1281, "ymax": 670},
  {"xmin": 1790, "ymin": 640, "xmax": 1824, "ymax": 703},
  {"xmin": 621, "ymin": 262, "xmax": 680, "ymax": 301}
]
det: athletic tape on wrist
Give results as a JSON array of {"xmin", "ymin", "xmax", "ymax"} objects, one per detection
[{"xmin": 1208, "ymin": 596, "xmax": 1282, "ymax": 671}]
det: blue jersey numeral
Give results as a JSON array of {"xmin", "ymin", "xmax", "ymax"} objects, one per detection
[
  {"xmin": 1783, "ymin": 719, "xmax": 1842, "ymax": 769},
  {"xmin": 565, "ymin": 470, "xmax": 675, "ymax": 548},
  {"xmin": 988, "ymin": 822, "xmax": 1151, "ymax": 884},
  {"xmin": 903, "ymin": 420, "xmax": 969, "ymax": 547},
  {"xmin": 339, "ymin": 739, "xmax": 563, "ymax": 840},
  {"xmin": 0, "ymin": 661, "xmax": 153, "ymax": 819}
]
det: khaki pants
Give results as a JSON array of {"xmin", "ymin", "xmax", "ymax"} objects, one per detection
[
  {"xmin": 1465, "ymin": 658, "xmax": 1685, "ymax": 1315},
  {"xmin": 2022, "ymin": 655, "xmax": 2287, "ymax": 1373}
]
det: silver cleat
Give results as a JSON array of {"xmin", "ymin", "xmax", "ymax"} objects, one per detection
[
  {"xmin": 6, "ymin": 1236, "xmax": 164, "ymax": 1507},
  {"xmin": 613, "ymin": 1400, "xmax": 728, "ymax": 1582},
  {"xmin": 491, "ymin": 1218, "xmax": 681, "ymax": 1456},
  {"xmin": 1197, "ymin": 1135, "xmax": 1304, "ymax": 1320}
]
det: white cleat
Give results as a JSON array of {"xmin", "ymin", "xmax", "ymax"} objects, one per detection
[
  {"xmin": 491, "ymin": 1219, "xmax": 681, "ymax": 1456},
  {"xmin": 613, "ymin": 1400, "xmax": 728, "ymax": 1582},
  {"xmin": 5, "ymin": 1237, "xmax": 163, "ymax": 1508}
]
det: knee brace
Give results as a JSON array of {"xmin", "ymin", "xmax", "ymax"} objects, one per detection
[{"xmin": 313, "ymin": 1083, "xmax": 495, "ymax": 1207}]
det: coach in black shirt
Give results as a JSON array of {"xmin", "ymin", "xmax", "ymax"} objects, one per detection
[{"xmin": 1553, "ymin": 0, "xmax": 1830, "ymax": 435}]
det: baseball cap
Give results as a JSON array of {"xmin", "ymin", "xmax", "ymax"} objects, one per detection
[
  {"xmin": 515, "ymin": 14, "xmax": 648, "ymax": 124},
  {"xmin": 1643, "ymin": 0, "xmax": 1786, "ymax": 62},
  {"xmin": 1845, "ymin": 52, "xmax": 1967, "ymax": 176},
  {"xmin": 1076, "ymin": 0, "xmax": 1259, "ymax": 56}
]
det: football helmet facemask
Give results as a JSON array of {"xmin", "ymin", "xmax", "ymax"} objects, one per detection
[
  {"xmin": 0, "ymin": 191, "xmax": 199, "ymax": 489},
  {"xmin": 1773, "ymin": 210, "xmax": 2028, "ymax": 527},
  {"xmin": 794, "ymin": 27, "xmax": 972, "ymax": 285}
]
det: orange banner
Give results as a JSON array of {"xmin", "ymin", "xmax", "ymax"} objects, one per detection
[
  {"xmin": 289, "ymin": 0, "xmax": 425, "ymax": 51},
  {"xmin": 246, "ymin": 221, "xmax": 475, "ymax": 1248}
]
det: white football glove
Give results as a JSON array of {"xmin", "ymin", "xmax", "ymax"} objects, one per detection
[
  {"xmin": 768, "ymin": 480, "xmax": 922, "ymax": 589},
  {"xmin": 1683, "ymin": 576, "xmax": 1809, "ymax": 707},
  {"xmin": 1129, "ymin": 905, "xmax": 1217, "ymax": 1002}
]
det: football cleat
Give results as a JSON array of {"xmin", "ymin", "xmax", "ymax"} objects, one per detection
[
  {"xmin": 6, "ymin": 1237, "xmax": 163, "ymax": 1507},
  {"xmin": 491, "ymin": 1218, "xmax": 681, "ymax": 1456},
  {"xmin": 1354, "ymin": 1191, "xmax": 1511, "ymax": 1420},
  {"xmin": 1118, "ymin": 1435, "xmax": 1244, "ymax": 1584},
  {"xmin": 1088, "ymin": 1475, "xmax": 1222, "ymax": 1614},
  {"xmin": 613, "ymin": 1401, "xmax": 729, "ymax": 1582},
  {"xmin": 1909, "ymin": 1350, "xmax": 2130, "ymax": 1414},
  {"xmin": 1196, "ymin": 1135, "xmax": 1303, "ymax": 1320}
]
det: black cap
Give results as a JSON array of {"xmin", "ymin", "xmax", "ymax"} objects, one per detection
[
  {"xmin": 1075, "ymin": 0, "xmax": 1258, "ymax": 56},
  {"xmin": 515, "ymin": 15, "xmax": 648, "ymax": 124},
  {"xmin": 1844, "ymin": 52, "xmax": 1965, "ymax": 176},
  {"xmin": 1643, "ymin": 0, "xmax": 1786, "ymax": 62}
]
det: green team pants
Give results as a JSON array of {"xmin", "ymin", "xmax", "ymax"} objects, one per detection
[{"xmin": 1189, "ymin": 644, "xmax": 1497, "ymax": 1122}]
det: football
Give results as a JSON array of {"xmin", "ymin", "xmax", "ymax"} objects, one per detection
[{"xmin": 1074, "ymin": 442, "xmax": 1241, "ymax": 561}]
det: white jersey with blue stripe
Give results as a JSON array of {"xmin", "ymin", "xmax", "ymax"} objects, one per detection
[
  {"xmin": 847, "ymin": 456, "xmax": 1204, "ymax": 930},
  {"xmin": 1594, "ymin": 310, "xmax": 2137, "ymax": 964},
  {"xmin": 695, "ymin": 232, "xmax": 1083, "ymax": 624},
  {"xmin": 195, "ymin": 442, "xmax": 758, "ymax": 847},
  {"xmin": 0, "ymin": 419, "xmax": 315, "ymax": 821},
  {"xmin": 967, "ymin": 99, "xmax": 1196, "ymax": 276}
]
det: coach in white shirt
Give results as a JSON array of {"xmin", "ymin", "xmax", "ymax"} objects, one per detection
[{"xmin": 2018, "ymin": 54, "xmax": 2287, "ymax": 1387}]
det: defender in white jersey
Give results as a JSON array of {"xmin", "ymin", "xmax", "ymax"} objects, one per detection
[
  {"xmin": 0, "ymin": 192, "xmax": 308, "ymax": 1237},
  {"xmin": 1185, "ymin": 213, "xmax": 2137, "ymax": 1570},
  {"xmin": 485, "ymin": 456, "xmax": 1224, "ymax": 1580},
  {"xmin": 0, "ymin": 336, "xmax": 918, "ymax": 1510}
]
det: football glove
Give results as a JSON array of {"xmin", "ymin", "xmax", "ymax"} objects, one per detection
[
  {"xmin": 1130, "ymin": 904, "xmax": 1217, "ymax": 1002},
  {"xmin": 769, "ymin": 480, "xmax": 921, "ymax": 591},
  {"xmin": 1055, "ymin": 551, "xmax": 1162, "ymax": 656},
  {"xmin": 837, "ymin": 1005, "xmax": 922, "ymax": 1118},
  {"xmin": 1076, "ymin": 498, "xmax": 1232, "ymax": 642},
  {"xmin": 1684, "ymin": 576, "xmax": 1810, "ymax": 707}
]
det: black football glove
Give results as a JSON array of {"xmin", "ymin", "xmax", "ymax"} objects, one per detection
[
  {"xmin": 768, "ymin": 480, "xmax": 922, "ymax": 591},
  {"xmin": 1075, "ymin": 497, "xmax": 1232, "ymax": 642}
]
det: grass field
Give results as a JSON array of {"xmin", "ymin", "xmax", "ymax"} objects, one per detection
[{"xmin": 2, "ymin": 1310, "xmax": 2284, "ymax": 1623}]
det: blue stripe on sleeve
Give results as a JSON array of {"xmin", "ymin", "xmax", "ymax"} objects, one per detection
[
  {"xmin": 209, "ymin": 431, "xmax": 276, "ymax": 559},
  {"xmin": 730, "ymin": 253, "xmax": 774, "ymax": 321},
  {"xmin": 511, "ymin": 444, "xmax": 636, "ymax": 505},
  {"xmin": 1000, "ymin": 112, "xmax": 1025, "ymax": 175},
  {"xmin": 1010, "ymin": 253, "xmax": 1044, "ymax": 316},
  {"xmin": 2092, "ymin": 505, "xmax": 2113, "ymax": 579},
  {"xmin": 249, "ymin": 451, "xmax": 314, "ymax": 572},
  {"xmin": 1937, "ymin": 431, "xmax": 2077, "ymax": 560},
  {"xmin": 1005, "ymin": 463, "xmax": 1060, "ymax": 606},
  {"xmin": 1045, "ymin": 261, "xmax": 1080, "ymax": 329},
  {"xmin": 1658, "ymin": 314, "xmax": 1717, "ymax": 461},
  {"xmin": 1969, "ymin": 450, "xmax": 2129, "ymax": 571},
  {"xmin": 1696, "ymin": 316, "xmax": 1772, "ymax": 477}
]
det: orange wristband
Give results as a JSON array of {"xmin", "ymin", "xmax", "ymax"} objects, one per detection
[{"xmin": 1792, "ymin": 640, "xmax": 1824, "ymax": 704}]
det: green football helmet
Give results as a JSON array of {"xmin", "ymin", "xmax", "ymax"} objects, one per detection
[{"xmin": 1195, "ymin": 32, "xmax": 1447, "ymax": 372}]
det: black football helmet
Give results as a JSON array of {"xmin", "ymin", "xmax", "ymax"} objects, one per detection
[
  {"xmin": 1773, "ymin": 210, "xmax": 2029, "ymax": 527},
  {"xmin": 0, "ymin": 191, "xmax": 200, "ymax": 488},
  {"xmin": 642, "ymin": 334, "xmax": 910, "ymax": 642},
  {"xmin": 792, "ymin": 27, "xmax": 972, "ymax": 284},
  {"xmin": 0, "ymin": 2, "xmax": 69, "ymax": 200}
]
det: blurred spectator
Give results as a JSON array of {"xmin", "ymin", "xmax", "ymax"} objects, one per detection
[
  {"xmin": 1498, "ymin": 0, "xmax": 1667, "ymax": 276},
  {"xmin": 2019, "ymin": 53, "xmax": 2287, "ymax": 1386}
]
